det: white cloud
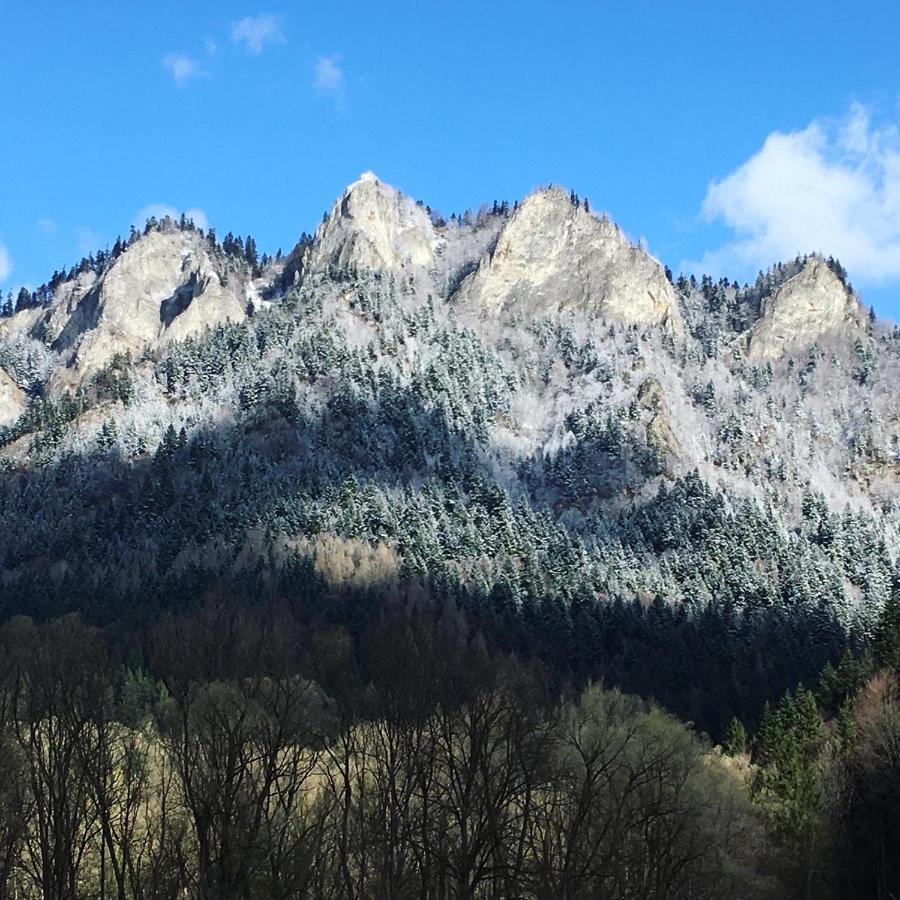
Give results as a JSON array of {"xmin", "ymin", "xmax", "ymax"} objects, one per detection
[
  {"xmin": 689, "ymin": 104, "xmax": 900, "ymax": 285},
  {"xmin": 36, "ymin": 217, "xmax": 58, "ymax": 236},
  {"xmin": 162, "ymin": 53, "xmax": 206, "ymax": 87},
  {"xmin": 231, "ymin": 14, "xmax": 284, "ymax": 54},
  {"xmin": 76, "ymin": 227, "xmax": 102, "ymax": 255},
  {"xmin": 134, "ymin": 204, "xmax": 209, "ymax": 232},
  {"xmin": 314, "ymin": 54, "xmax": 344, "ymax": 101},
  {"xmin": 185, "ymin": 208, "xmax": 210, "ymax": 231},
  {"xmin": 0, "ymin": 245, "xmax": 11, "ymax": 283}
]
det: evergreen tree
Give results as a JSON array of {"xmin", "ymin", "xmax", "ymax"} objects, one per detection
[{"xmin": 723, "ymin": 716, "xmax": 748, "ymax": 756}]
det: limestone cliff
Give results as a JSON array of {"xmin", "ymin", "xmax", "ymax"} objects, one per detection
[
  {"xmin": 302, "ymin": 172, "xmax": 436, "ymax": 278},
  {"xmin": 456, "ymin": 187, "xmax": 683, "ymax": 333},
  {"xmin": 6, "ymin": 229, "xmax": 248, "ymax": 387},
  {"xmin": 746, "ymin": 258, "xmax": 860, "ymax": 362}
]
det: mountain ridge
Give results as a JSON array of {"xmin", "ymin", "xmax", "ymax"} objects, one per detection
[
  {"xmin": 0, "ymin": 173, "xmax": 891, "ymax": 523},
  {"xmin": 0, "ymin": 171, "xmax": 897, "ymax": 738},
  {"xmin": 1, "ymin": 172, "xmax": 872, "ymax": 409}
]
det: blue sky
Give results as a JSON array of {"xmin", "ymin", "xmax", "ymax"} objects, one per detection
[{"xmin": 2, "ymin": 0, "xmax": 900, "ymax": 318}]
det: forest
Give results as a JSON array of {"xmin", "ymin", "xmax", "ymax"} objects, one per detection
[
  {"xmin": 0, "ymin": 581, "xmax": 898, "ymax": 899},
  {"xmin": 0, "ymin": 215, "xmax": 899, "ymax": 897}
]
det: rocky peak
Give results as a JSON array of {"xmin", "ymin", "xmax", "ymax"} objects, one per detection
[
  {"xmin": 746, "ymin": 257, "xmax": 861, "ymax": 362},
  {"xmin": 5, "ymin": 228, "xmax": 249, "ymax": 388},
  {"xmin": 301, "ymin": 172, "xmax": 436, "ymax": 278},
  {"xmin": 456, "ymin": 187, "xmax": 683, "ymax": 333}
]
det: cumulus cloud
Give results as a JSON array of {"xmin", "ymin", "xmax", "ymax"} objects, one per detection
[
  {"xmin": 231, "ymin": 14, "xmax": 284, "ymax": 54},
  {"xmin": 0, "ymin": 245, "xmax": 11, "ymax": 283},
  {"xmin": 162, "ymin": 53, "xmax": 206, "ymax": 87},
  {"xmin": 689, "ymin": 104, "xmax": 900, "ymax": 284},
  {"xmin": 313, "ymin": 55, "xmax": 344, "ymax": 101},
  {"xmin": 134, "ymin": 204, "xmax": 209, "ymax": 232}
]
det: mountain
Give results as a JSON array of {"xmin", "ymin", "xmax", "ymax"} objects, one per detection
[
  {"xmin": 280, "ymin": 171, "xmax": 506, "ymax": 299},
  {"xmin": 304, "ymin": 170, "xmax": 437, "ymax": 276},
  {"xmin": 0, "ymin": 172, "xmax": 898, "ymax": 734},
  {"xmin": 457, "ymin": 186, "xmax": 683, "ymax": 333},
  {"xmin": 0, "ymin": 226, "xmax": 253, "ymax": 392},
  {"xmin": 746, "ymin": 256, "xmax": 863, "ymax": 361}
]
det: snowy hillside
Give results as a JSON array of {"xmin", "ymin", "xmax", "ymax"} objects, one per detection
[{"xmin": 1, "ymin": 172, "xmax": 898, "ymax": 731}]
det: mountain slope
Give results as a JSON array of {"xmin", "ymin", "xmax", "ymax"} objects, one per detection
[
  {"xmin": 1, "ymin": 225, "xmax": 251, "ymax": 388},
  {"xmin": 457, "ymin": 186, "xmax": 683, "ymax": 332},
  {"xmin": 0, "ymin": 173, "xmax": 897, "ymax": 733}
]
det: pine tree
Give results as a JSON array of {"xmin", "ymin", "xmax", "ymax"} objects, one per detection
[
  {"xmin": 244, "ymin": 236, "xmax": 259, "ymax": 271},
  {"xmin": 97, "ymin": 418, "xmax": 118, "ymax": 451},
  {"xmin": 874, "ymin": 575, "xmax": 900, "ymax": 670},
  {"xmin": 156, "ymin": 424, "xmax": 180, "ymax": 462},
  {"xmin": 753, "ymin": 687, "xmax": 824, "ymax": 838},
  {"xmin": 723, "ymin": 717, "xmax": 748, "ymax": 756}
]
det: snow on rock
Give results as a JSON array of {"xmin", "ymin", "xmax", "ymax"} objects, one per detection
[
  {"xmin": 456, "ymin": 187, "xmax": 683, "ymax": 333},
  {"xmin": 747, "ymin": 258, "xmax": 861, "ymax": 362}
]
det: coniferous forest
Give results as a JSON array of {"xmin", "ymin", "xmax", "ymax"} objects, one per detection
[{"xmin": 0, "ymin": 190, "xmax": 899, "ymax": 898}]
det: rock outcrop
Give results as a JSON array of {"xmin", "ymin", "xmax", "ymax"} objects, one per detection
[
  {"xmin": 302, "ymin": 172, "xmax": 436, "ymax": 278},
  {"xmin": 746, "ymin": 258, "xmax": 860, "ymax": 362},
  {"xmin": 637, "ymin": 376, "xmax": 682, "ymax": 457},
  {"xmin": 0, "ymin": 367, "xmax": 25, "ymax": 426},
  {"xmin": 5, "ymin": 229, "xmax": 248, "ymax": 387},
  {"xmin": 1, "ymin": 177, "xmax": 874, "ymax": 404},
  {"xmin": 456, "ymin": 188, "xmax": 683, "ymax": 333}
]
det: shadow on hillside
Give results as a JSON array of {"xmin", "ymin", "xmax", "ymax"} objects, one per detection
[{"xmin": 0, "ymin": 386, "xmax": 847, "ymax": 736}]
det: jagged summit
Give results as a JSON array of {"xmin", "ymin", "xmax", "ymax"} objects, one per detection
[
  {"xmin": 746, "ymin": 257, "xmax": 862, "ymax": 362},
  {"xmin": 1, "ymin": 227, "xmax": 249, "ymax": 386},
  {"xmin": 302, "ymin": 172, "xmax": 436, "ymax": 277},
  {"xmin": 456, "ymin": 186, "xmax": 684, "ymax": 333},
  {"xmin": 0, "ymin": 174, "xmax": 881, "ymax": 408},
  {"xmin": 293, "ymin": 175, "xmax": 870, "ymax": 356}
]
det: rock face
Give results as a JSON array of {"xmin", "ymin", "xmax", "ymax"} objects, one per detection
[
  {"xmin": 637, "ymin": 376, "xmax": 682, "ymax": 458},
  {"xmin": 302, "ymin": 172, "xmax": 436, "ymax": 277},
  {"xmin": 456, "ymin": 188, "xmax": 683, "ymax": 333},
  {"xmin": 1, "ymin": 177, "xmax": 873, "ymax": 405},
  {"xmin": 0, "ymin": 368, "xmax": 25, "ymax": 426},
  {"xmin": 747, "ymin": 259, "xmax": 860, "ymax": 362},
  {"xmin": 6, "ymin": 229, "xmax": 248, "ymax": 386}
]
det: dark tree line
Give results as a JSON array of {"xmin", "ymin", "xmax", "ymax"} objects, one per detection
[
  {"xmin": 736, "ymin": 593, "xmax": 900, "ymax": 900},
  {"xmin": 0, "ymin": 591, "xmax": 779, "ymax": 900}
]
